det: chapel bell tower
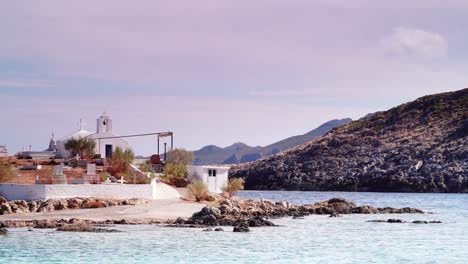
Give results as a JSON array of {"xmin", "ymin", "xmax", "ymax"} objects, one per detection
[{"xmin": 97, "ymin": 112, "xmax": 113, "ymax": 133}]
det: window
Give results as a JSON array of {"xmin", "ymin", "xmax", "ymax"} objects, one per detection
[{"xmin": 208, "ymin": 169, "xmax": 217, "ymax": 177}]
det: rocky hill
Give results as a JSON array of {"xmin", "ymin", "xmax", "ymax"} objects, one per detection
[
  {"xmin": 193, "ymin": 118, "xmax": 352, "ymax": 165},
  {"xmin": 230, "ymin": 88, "xmax": 468, "ymax": 193}
]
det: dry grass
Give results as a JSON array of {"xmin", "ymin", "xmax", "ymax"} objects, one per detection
[
  {"xmin": 222, "ymin": 178, "xmax": 245, "ymax": 197},
  {"xmin": 0, "ymin": 160, "xmax": 16, "ymax": 183},
  {"xmin": 187, "ymin": 181, "xmax": 209, "ymax": 202}
]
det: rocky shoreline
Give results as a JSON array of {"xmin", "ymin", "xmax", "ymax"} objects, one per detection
[
  {"xmin": 173, "ymin": 197, "xmax": 428, "ymax": 232},
  {"xmin": 0, "ymin": 197, "xmax": 440, "ymax": 233},
  {"xmin": 0, "ymin": 196, "xmax": 148, "ymax": 215}
]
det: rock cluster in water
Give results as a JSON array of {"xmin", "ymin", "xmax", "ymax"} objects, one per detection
[
  {"xmin": 0, "ymin": 218, "xmax": 164, "ymax": 231},
  {"xmin": 0, "ymin": 218, "xmax": 122, "ymax": 233},
  {"xmin": 0, "ymin": 196, "xmax": 148, "ymax": 215},
  {"xmin": 173, "ymin": 197, "xmax": 425, "ymax": 232},
  {"xmin": 230, "ymin": 88, "xmax": 468, "ymax": 192},
  {"xmin": 367, "ymin": 219, "xmax": 442, "ymax": 224}
]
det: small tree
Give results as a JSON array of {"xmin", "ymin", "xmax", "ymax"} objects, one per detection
[
  {"xmin": 64, "ymin": 137, "xmax": 96, "ymax": 159},
  {"xmin": 0, "ymin": 161, "xmax": 16, "ymax": 183},
  {"xmin": 163, "ymin": 162, "xmax": 187, "ymax": 178},
  {"xmin": 166, "ymin": 148, "xmax": 194, "ymax": 165},
  {"xmin": 187, "ymin": 181, "xmax": 209, "ymax": 202},
  {"xmin": 107, "ymin": 147, "xmax": 135, "ymax": 176},
  {"xmin": 222, "ymin": 178, "xmax": 245, "ymax": 197}
]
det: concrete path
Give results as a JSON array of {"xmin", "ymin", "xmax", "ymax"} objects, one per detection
[{"xmin": 0, "ymin": 199, "xmax": 205, "ymax": 222}]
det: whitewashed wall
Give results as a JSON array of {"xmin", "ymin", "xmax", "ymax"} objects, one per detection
[
  {"xmin": 187, "ymin": 166, "xmax": 230, "ymax": 193},
  {"xmin": 0, "ymin": 182, "xmax": 154, "ymax": 201}
]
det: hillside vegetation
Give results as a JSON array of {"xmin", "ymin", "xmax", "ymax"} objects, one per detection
[{"xmin": 230, "ymin": 88, "xmax": 468, "ymax": 193}]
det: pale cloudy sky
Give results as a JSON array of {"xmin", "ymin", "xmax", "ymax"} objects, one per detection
[{"xmin": 1, "ymin": 0, "xmax": 467, "ymax": 155}]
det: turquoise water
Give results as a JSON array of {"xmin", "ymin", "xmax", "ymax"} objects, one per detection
[{"xmin": 1, "ymin": 191, "xmax": 467, "ymax": 263}]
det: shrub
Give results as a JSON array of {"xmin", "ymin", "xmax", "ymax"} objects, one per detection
[
  {"xmin": 99, "ymin": 171, "xmax": 111, "ymax": 182},
  {"xmin": 134, "ymin": 175, "xmax": 152, "ymax": 184},
  {"xmin": 222, "ymin": 178, "xmax": 245, "ymax": 197},
  {"xmin": 0, "ymin": 161, "xmax": 16, "ymax": 183},
  {"xmin": 166, "ymin": 148, "xmax": 194, "ymax": 165},
  {"xmin": 107, "ymin": 147, "xmax": 135, "ymax": 175},
  {"xmin": 163, "ymin": 162, "xmax": 187, "ymax": 178},
  {"xmin": 205, "ymin": 195, "xmax": 216, "ymax": 202},
  {"xmin": 187, "ymin": 181, "xmax": 209, "ymax": 202},
  {"xmin": 138, "ymin": 162, "xmax": 154, "ymax": 173},
  {"xmin": 64, "ymin": 137, "xmax": 96, "ymax": 159}
]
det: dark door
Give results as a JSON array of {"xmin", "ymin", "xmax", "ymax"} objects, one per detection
[{"xmin": 105, "ymin": 144, "xmax": 113, "ymax": 158}]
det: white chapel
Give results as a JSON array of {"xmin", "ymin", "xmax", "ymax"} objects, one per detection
[{"xmin": 56, "ymin": 112, "xmax": 130, "ymax": 158}]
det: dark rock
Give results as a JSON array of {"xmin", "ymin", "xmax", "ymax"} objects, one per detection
[
  {"xmin": 34, "ymin": 220, "xmax": 61, "ymax": 229},
  {"xmin": 247, "ymin": 216, "xmax": 275, "ymax": 227},
  {"xmin": 57, "ymin": 221, "xmax": 120, "ymax": 233},
  {"xmin": 175, "ymin": 217, "xmax": 186, "ymax": 225},
  {"xmin": 233, "ymin": 223, "xmax": 250, "ymax": 232},
  {"xmin": 0, "ymin": 203, "xmax": 12, "ymax": 215},
  {"xmin": 203, "ymin": 228, "xmax": 213, "ymax": 232},
  {"xmin": 387, "ymin": 219, "xmax": 404, "ymax": 223},
  {"xmin": 366, "ymin": 220, "xmax": 387, "ymax": 223},
  {"xmin": 0, "ymin": 228, "xmax": 7, "ymax": 235},
  {"xmin": 329, "ymin": 212, "xmax": 342, "ymax": 217},
  {"xmin": 367, "ymin": 219, "xmax": 405, "ymax": 223},
  {"xmin": 214, "ymin": 228, "xmax": 224, "ymax": 231},
  {"xmin": 189, "ymin": 206, "xmax": 221, "ymax": 226}
]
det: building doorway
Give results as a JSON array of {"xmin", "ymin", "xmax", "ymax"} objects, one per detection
[{"xmin": 105, "ymin": 144, "xmax": 113, "ymax": 158}]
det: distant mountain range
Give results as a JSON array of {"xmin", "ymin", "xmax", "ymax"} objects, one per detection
[
  {"xmin": 193, "ymin": 118, "xmax": 352, "ymax": 165},
  {"xmin": 230, "ymin": 88, "xmax": 468, "ymax": 193}
]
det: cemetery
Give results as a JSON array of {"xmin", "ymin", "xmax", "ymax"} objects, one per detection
[
  {"xmin": 0, "ymin": 112, "xmax": 180, "ymax": 202},
  {"xmin": 0, "ymin": 161, "xmax": 178, "ymax": 201}
]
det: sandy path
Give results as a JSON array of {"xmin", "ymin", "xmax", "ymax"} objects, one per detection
[{"xmin": 0, "ymin": 199, "xmax": 205, "ymax": 222}]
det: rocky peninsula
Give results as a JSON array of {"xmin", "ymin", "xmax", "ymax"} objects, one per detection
[{"xmin": 230, "ymin": 88, "xmax": 468, "ymax": 192}]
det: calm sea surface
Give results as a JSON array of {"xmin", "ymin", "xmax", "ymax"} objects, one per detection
[{"xmin": 1, "ymin": 191, "xmax": 467, "ymax": 264}]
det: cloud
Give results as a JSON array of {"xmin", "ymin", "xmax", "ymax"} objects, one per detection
[{"xmin": 381, "ymin": 28, "xmax": 448, "ymax": 59}]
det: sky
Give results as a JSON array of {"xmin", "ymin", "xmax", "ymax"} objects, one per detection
[{"xmin": 1, "ymin": 0, "xmax": 468, "ymax": 155}]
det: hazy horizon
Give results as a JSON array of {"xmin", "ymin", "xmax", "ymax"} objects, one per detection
[{"xmin": 1, "ymin": 1, "xmax": 467, "ymax": 155}]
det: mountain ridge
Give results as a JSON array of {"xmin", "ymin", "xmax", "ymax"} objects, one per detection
[{"xmin": 193, "ymin": 118, "xmax": 352, "ymax": 165}]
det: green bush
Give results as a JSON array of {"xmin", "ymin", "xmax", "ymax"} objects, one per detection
[
  {"xmin": 64, "ymin": 137, "xmax": 96, "ymax": 159},
  {"xmin": 222, "ymin": 178, "xmax": 245, "ymax": 197},
  {"xmin": 98, "ymin": 171, "xmax": 111, "ymax": 182},
  {"xmin": 107, "ymin": 147, "xmax": 135, "ymax": 175},
  {"xmin": 166, "ymin": 148, "xmax": 194, "ymax": 165},
  {"xmin": 138, "ymin": 162, "xmax": 154, "ymax": 173},
  {"xmin": 187, "ymin": 181, "xmax": 209, "ymax": 202},
  {"xmin": 0, "ymin": 161, "xmax": 16, "ymax": 183},
  {"xmin": 163, "ymin": 162, "xmax": 187, "ymax": 178}
]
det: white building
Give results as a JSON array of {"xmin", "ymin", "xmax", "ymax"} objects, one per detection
[
  {"xmin": 187, "ymin": 165, "xmax": 230, "ymax": 193},
  {"xmin": 87, "ymin": 112, "xmax": 130, "ymax": 158},
  {"xmin": 56, "ymin": 112, "xmax": 130, "ymax": 158},
  {"xmin": 0, "ymin": 145, "xmax": 7, "ymax": 157}
]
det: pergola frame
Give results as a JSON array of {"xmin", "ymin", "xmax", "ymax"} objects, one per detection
[{"xmin": 86, "ymin": 131, "xmax": 174, "ymax": 157}]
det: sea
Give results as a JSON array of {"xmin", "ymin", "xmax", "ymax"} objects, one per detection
[{"xmin": 0, "ymin": 191, "xmax": 467, "ymax": 264}]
